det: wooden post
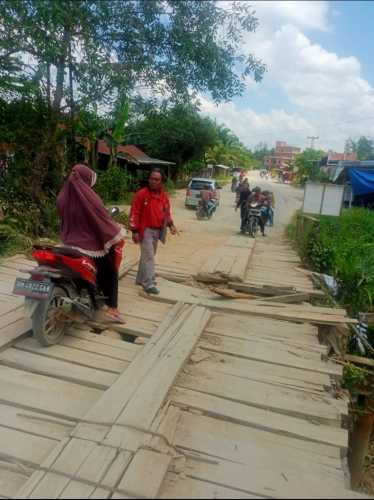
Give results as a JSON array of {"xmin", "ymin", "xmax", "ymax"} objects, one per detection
[{"xmin": 350, "ymin": 410, "xmax": 374, "ymax": 489}]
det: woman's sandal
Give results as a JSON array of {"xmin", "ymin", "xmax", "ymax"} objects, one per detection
[{"xmin": 104, "ymin": 311, "xmax": 126, "ymax": 324}]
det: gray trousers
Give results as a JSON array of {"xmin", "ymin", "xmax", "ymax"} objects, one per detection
[{"xmin": 136, "ymin": 228, "xmax": 160, "ymax": 289}]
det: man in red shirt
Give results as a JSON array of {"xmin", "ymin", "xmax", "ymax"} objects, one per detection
[{"xmin": 129, "ymin": 168, "xmax": 177, "ymax": 294}]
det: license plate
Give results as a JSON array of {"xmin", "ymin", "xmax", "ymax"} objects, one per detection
[{"xmin": 13, "ymin": 278, "xmax": 52, "ymax": 299}]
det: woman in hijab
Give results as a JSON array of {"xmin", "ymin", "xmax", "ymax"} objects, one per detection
[{"xmin": 57, "ymin": 164, "xmax": 126, "ymax": 323}]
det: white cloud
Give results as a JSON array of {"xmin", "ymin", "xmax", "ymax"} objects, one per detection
[
  {"xmin": 200, "ymin": 1, "xmax": 374, "ymax": 152},
  {"xmin": 251, "ymin": 1, "xmax": 330, "ymax": 32}
]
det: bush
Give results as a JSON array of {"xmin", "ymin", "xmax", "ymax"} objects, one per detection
[
  {"xmin": 95, "ymin": 166, "xmax": 131, "ymax": 203},
  {"xmin": 290, "ymin": 208, "xmax": 374, "ymax": 314},
  {"xmin": 0, "ymin": 222, "xmax": 32, "ymax": 257}
]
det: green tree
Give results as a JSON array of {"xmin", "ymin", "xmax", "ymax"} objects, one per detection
[
  {"xmin": 125, "ymin": 104, "xmax": 218, "ymax": 169},
  {"xmin": 294, "ymin": 148, "xmax": 326, "ymax": 184},
  {"xmin": 0, "ymin": 0, "xmax": 265, "ymax": 110},
  {"xmin": 356, "ymin": 136, "xmax": 374, "ymax": 160}
]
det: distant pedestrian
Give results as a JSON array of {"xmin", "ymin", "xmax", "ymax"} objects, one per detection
[{"xmin": 130, "ymin": 168, "xmax": 178, "ymax": 294}]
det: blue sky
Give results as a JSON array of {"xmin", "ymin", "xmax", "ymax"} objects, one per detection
[{"xmin": 199, "ymin": 1, "xmax": 374, "ymax": 152}]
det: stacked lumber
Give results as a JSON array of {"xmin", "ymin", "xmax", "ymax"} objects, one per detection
[
  {"xmin": 17, "ymin": 303, "xmax": 211, "ymax": 499},
  {"xmin": 196, "ymin": 235, "xmax": 255, "ymax": 283}
]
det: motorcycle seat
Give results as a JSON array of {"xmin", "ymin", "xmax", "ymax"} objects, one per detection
[{"xmin": 33, "ymin": 244, "xmax": 84, "ymax": 259}]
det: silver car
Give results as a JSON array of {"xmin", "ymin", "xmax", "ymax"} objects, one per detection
[{"xmin": 185, "ymin": 178, "xmax": 221, "ymax": 208}]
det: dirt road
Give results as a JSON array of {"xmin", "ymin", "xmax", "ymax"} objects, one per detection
[{"xmin": 125, "ymin": 170, "xmax": 304, "ymax": 272}]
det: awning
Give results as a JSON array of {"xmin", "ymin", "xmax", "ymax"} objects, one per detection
[{"xmin": 348, "ymin": 167, "xmax": 374, "ymax": 196}]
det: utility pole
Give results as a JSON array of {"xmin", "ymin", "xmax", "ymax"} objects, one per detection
[{"xmin": 307, "ymin": 136, "xmax": 319, "ymax": 149}]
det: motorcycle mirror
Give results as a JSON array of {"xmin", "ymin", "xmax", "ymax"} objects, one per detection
[{"xmin": 110, "ymin": 207, "xmax": 120, "ymax": 216}]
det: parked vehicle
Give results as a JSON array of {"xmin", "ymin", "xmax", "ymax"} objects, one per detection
[
  {"xmin": 196, "ymin": 199, "xmax": 217, "ymax": 220},
  {"xmin": 13, "ymin": 208, "xmax": 123, "ymax": 346},
  {"xmin": 185, "ymin": 178, "xmax": 221, "ymax": 208}
]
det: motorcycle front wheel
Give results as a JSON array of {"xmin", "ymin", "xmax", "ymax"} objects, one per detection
[
  {"xmin": 32, "ymin": 286, "xmax": 70, "ymax": 346},
  {"xmin": 248, "ymin": 218, "xmax": 258, "ymax": 238}
]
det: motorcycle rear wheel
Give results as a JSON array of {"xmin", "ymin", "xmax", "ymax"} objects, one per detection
[{"xmin": 33, "ymin": 286, "xmax": 70, "ymax": 346}]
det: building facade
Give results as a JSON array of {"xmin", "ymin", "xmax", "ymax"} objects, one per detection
[{"xmin": 264, "ymin": 141, "xmax": 301, "ymax": 169}]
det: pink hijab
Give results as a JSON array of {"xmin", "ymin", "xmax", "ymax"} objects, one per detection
[{"xmin": 57, "ymin": 164, "xmax": 125, "ymax": 257}]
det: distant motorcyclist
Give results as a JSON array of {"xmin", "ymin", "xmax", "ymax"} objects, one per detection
[
  {"xmin": 231, "ymin": 176, "xmax": 238, "ymax": 193},
  {"xmin": 235, "ymin": 179, "xmax": 251, "ymax": 233},
  {"xmin": 247, "ymin": 186, "xmax": 268, "ymax": 236},
  {"xmin": 200, "ymin": 185, "xmax": 216, "ymax": 215}
]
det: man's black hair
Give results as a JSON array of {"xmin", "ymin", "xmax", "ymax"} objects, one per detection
[{"xmin": 149, "ymin": 167, "xmax": 165, "ymax": 181}]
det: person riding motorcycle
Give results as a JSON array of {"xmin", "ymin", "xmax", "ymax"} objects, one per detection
[
  {"xmin": 199, "ymin": 185, "xmax": 216, "ymax": 216},
  {"xmin": 246, "ymin": 186, "xmax": 269, "ymax": 236},
  {"xmin": 231, "ymin": 176, "xmax": 238, "ymax": 193},
  {"xmin": 57, "ymin": 164, "xmax": 126, "ymax": 323},
  {"xmin": 262, "ymin": 190, "xmax": 274, "ymax": 227},
  {"xmin": 235, "ymin": 179, "xmax": 251, "ymax": 233}
]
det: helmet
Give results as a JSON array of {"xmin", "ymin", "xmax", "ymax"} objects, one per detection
[{"xmin": 253, "ymin": 186, "xmax": 261, "ymax": 193}]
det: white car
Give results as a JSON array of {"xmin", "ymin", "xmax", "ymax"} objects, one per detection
[{"xmin": 185, "ymin": 178, "xmax": 221, "ymax": 208}]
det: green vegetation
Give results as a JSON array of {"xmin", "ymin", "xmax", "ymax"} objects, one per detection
[
  {"xmin": 289, "ymin": 209, "xmax": 374, "ymax": 315},
  {"xmin": 343, "ymin": 364, "xmax": 369, "ymax": 396},
  {"xmin": 293, "ymin": 148, "xmax": 329, "ymax": 185},
  {"xmin": 0, "ymin": 0, "xmax": 265, "ymax": 256}
]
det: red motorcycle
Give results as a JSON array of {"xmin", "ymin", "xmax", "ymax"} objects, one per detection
[{"xmin": 13, "ymin": 213, "xmax": 124, "ymax": 346}]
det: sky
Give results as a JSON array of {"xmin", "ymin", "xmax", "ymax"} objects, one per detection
[{"xmin": 198, "ymin": 1, "xmax": 374, "ymax": 153}]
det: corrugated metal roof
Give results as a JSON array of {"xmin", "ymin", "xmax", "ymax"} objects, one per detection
[{"xmin": 96, "ymin": 140, "xmax": 175, "ymax": 165}]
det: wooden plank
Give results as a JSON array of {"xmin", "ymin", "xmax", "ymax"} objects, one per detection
[
  {"xmin": 201, "ymin": 358, "xmax": 329, "ymax": 395},
  {"xmin": 171, "ymin": 393, "xmax": 345, "ymax": 465},
  {"xmin": 14, "ymin": 337, "xmax": 128, "ymax": 374},
  {"xmin": 176, "ymin": 372, "xmax": 347, "ymax": 425},
  {"xmin": 0, "ymin": 465, "xmax": 30, "ymax": 498},
  {"xmin": 81, "ymin": 302, "xmax": 187, "ymax": 426},
  {"xmin": 345, "ymin": 354, "xmax": 374, "ymax": 368},
  {"xmin": 0, "ymin": 365, "xmax": 102, "ymax": 420},
  {"xmin": 29, "ymin": 472, "xmax": 70, "ymax": 499},
  {"xmin": 183, "ymin": 458, "xmax": 366, "ymax": 499},
  {"xmin": 59, "ymin": 335, "xmax": 139, "ymax": 362},
  {"xmin": 207, "ymin": 311, "xmax": 319, "ymax": 338},
  {"xmin": 117, "ymin": 449, "xmax": 171, "ymax": 498},
  {"xmin": 0, "ymin": 403, "xmax": 74, "ymax": 440},
  {"xmin": 205, "ymin": 317, "xmax": 326, "ymax": 355},
  {"xmin": 0, "ymin": 317, "xmax": 32, "ymax": 352},
  {"xmin": 114, "ymin": 306, "xmax": 211, "ymax": 430},
  {"xmin": 160, "ymin": 473, "xmax": 261, "ymax": 499},
  {"xmin": 175, "ymin": 416, "xmax": 346, "ymax": 482},
  {"xmin": 254, "ymin": 292, "xmax": 311, "ymax": 304},
  {"xmin": 57, "ymin": 480, "xmax": 95, "ymax": 499},
  {"xmin": 198, "ymin": 333, "xmax": 340, "ymax": 376},
  {"xmin": 0, "ymin": 427, "xmax": 57, "ymax": 467},
  {"xmin": 0, "ymin": 347, "xmax": 118, "ymax": 390},
  {"xmin": 100, "ymin": 451, "xmax": 133, "ymax": 489}
]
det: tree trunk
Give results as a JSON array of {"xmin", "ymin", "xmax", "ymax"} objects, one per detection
[
  {"xmin": 52, "ymin": 28, "xmax": 70, "ymax": 112},
  {"xmin": 46, "ymin": 62, "xmax": 51, "ymax": 109}
]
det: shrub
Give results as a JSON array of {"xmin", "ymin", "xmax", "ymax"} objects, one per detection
[
  {"xmin": 95, "ymin": 166, "xmax": 131, "ymax": 203},
  {"xmin": 289, "ymin": 208, "xmax": 374, "ymax": 314}
]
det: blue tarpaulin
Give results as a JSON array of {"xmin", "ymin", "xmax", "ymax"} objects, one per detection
[{"xmin": 348, "ymin": 167, "xmax": 374, "ymax": 195}]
